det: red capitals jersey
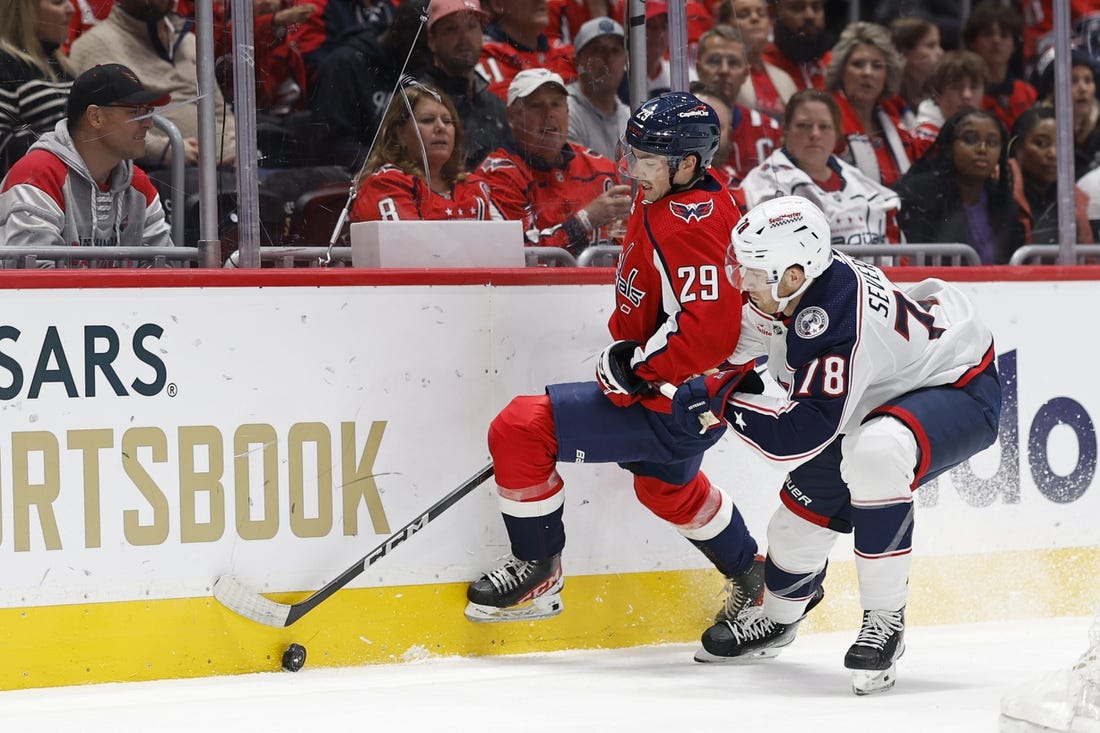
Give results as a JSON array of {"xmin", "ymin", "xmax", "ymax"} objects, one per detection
[
  {"xmin": 477, "ymin": 34, "xmax": 577, "ymax": 102},
  {"xmin": 350, "ymin": 165, "xmax": 499, "ymax": 222},
  {"xmin": 545, "ymin": 0, "xmax": 624, "ymax": 43},
  {"xmin": 762, "ymin": 45, "xmax": 830, "ymax": 92},
  {"xmin": 609, "ymin": 175, "xmax": 744, "ymax": 404},
  {"xmin": 476, "ymin": 141, "xmax": 619, "ymax": 251},
  {"xmin": 725, "ymin": 104, "xmax": 782, "ymax": 184},
  {"xmin": 982, "ymin": 77, "xmax": 1038, "ymax": 133}
]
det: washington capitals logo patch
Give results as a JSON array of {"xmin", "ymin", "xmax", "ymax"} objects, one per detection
[{"xmin": 669, "ymin": 199, "xmax": 714, "ymax": 223}]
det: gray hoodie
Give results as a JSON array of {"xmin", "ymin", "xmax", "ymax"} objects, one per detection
[{"xmin": 0, "ymin": 118, "xmax": 173, "ymax": 263}]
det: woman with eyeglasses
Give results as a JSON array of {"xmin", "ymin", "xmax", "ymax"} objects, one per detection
[
  {"xmin": 825, "ymin": 21, "xmax": 917, "ymax": 188},
  {"xmin": 893, "ymin": 108, "xmax": 1023, "ymax": 264},
  {"xmin": 350, "ymin": 83, "xmax": 500, "ymax": 222},
  {"xmin": 0, "ymin": 0, "xmax": 75, "ymax": 177}
]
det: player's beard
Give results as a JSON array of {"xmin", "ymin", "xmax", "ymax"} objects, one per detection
[{"xmin": 773, "ymin": 22, "xmax": 830, "ymax": 64}]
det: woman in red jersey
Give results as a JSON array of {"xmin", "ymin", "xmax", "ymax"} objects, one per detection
[{"xmin": 351, "ymin": 82, "xmax": 499, "ymax": 222}]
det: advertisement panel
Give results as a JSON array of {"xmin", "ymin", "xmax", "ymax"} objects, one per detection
[{"xmin": 0, "ymin": 268, "xmax": 1094, "ymax": 687}]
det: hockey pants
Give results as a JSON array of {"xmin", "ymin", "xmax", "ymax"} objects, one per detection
[
  {"xmin": 762, "ymin": 365, "xmax": 1001, "ymax": 623},
  {"xmin": 486, "ymin": 381, "xmax": 758, "ymax": 577}
]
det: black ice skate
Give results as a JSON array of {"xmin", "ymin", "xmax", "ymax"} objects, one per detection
[
  {"xmin": 844, "ymin": 607, "xmax": 906, "ymax": 695},
  {"xmin": 695, "ymin": 586, "xmax": 824, "ymax": 663},
  {"xmin": 713, "ymin": 554, "xmax": 766, "ymax": 623},
  {"xmin": 464, "ymin": 554, "xmax": 564, "ymax": 623}
]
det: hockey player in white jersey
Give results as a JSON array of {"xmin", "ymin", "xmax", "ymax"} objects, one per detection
[{"xmin": 672, "ymin": 196, "xmax": 1001, "ymax": 694}]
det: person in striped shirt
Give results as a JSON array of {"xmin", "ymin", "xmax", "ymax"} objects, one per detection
[{"xmin": 0, "ymin": 0, "xmax": 76, "ymax": 177}]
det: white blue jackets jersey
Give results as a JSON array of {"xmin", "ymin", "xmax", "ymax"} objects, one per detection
[
  {"xmin": 737, "ymin": 149, "xmax": 901, "ymax": 246},
  {"xmin": 727, "ymin": 252, "xmax": 995, "ymax": 464}
]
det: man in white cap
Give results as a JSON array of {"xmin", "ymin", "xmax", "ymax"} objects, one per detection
[
  {"xmin": 567, "ymin": 17, "xmax": 630, "ymax": 161},
  {"xmin": 476, "ymin": 67, "xmax": 631, "ymax": 255},
  {"xmin": 419, "ymin": 0, "xmax": 507, "ymax": 170}
]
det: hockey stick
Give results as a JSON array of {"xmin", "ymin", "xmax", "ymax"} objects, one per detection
[{"xmin": 213, "ymin": 462, "xmax": 495, "ymax": 627}]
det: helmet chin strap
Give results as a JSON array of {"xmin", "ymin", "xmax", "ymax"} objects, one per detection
[
  {"xmin": 667, "ymin": 154, "xmax": 705, "ymax": 194},
  {"xmin": 772, "ymin": 276, "xmax": 814, "ymax": 314},
  {"xmin": 665, "ymin": 157, "xmax": 681, "ymax": 191}
]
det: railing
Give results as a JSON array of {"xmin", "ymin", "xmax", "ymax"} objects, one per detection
[
  {"xmin": 1009, "ymin": 245, "xmax": 1100, "ymax": 265},
  {"xmin": 0, "ymin": 246, "xmax": 198, "ymax": 268},
  {"xmin": 577, "ymin": 245, "xmax": 623, "ymax": 267},
  {"xmin": 524, "ymin": 247, "xmax": 577, "ymax": 267},
  {"xmin": 151, "ymin": 115, "xmax": 185, "ymax": 248},
  {"xmin": 835, "ymin": 243, "xmax": 981, "ymax": 267},
  {"xmin": 226, "ymin": 246, "xmax": 354, "ymax": 268},
  {"xmin": 0, "ymin": 242, "xmax": 989, "ymax": 270}
]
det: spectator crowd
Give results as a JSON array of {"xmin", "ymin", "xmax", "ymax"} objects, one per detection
[{"xmin": 2, "ymin": 0, "xmax": 1100, "ymax": 265}]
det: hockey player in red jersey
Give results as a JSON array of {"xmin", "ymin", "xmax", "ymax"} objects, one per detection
[{"xmin": 466, "ymin": 92, "xmax": 765, "ymax": 629}]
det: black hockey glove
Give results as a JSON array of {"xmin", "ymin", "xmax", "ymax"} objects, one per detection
[{"xmin": 596, "ymin": 340, "xmax": 649, "ymax": 398}]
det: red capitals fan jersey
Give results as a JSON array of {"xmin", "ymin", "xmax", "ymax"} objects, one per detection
[
  {"xmin": 350, "ymin": 165, "xmax": 499, "ymax": 222},
  {"xmin": 609, "ymin": 175, "xmax": 744, "ymax": 404},
  {"xmin": 763, "ymin": 46, "xmax": 830, "ymax": 92},
  {"xmin": 982, "ymin": 77, "xmax": 1038, "ymax": 133},
  {"xmin": 725, "ymin": 104, "xmax": 783, "ymax": 184},
  {"xmin": 476, "ymin": 34, "xmax": 577, "ymax": 102},
  {"xmin": 545, "ymin": 0, "xmax": 624, "ymax": 43},
  {"xmin": 476, "ymin": 141, "xmax": 619, "ymax": 251}
]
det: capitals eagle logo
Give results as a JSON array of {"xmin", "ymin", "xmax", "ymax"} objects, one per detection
[{"xmin": 669, "ymin": 199, "xmax": 714, "ymax": 223}]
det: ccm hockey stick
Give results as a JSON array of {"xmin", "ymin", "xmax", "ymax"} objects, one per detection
[{"xmin": 213, "ymin": 462, "xmax": 495, "ymax": 627}]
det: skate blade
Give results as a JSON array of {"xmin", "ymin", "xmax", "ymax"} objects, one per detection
[
  {"xmin": 850, "ymin": 663, "xmax": 898, "ymax": 696},
  {"xmin": 693, "ymin": 646, "xmax": 784, "ymax": 664},
  {"xmin": 464, "ymin": 593, "xmax": 564, "ymax": 623}
]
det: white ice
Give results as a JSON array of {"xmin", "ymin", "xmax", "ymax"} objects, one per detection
[{"xmin": 0, "ymin": 616, "xmax": 1091, "ymax": 732}]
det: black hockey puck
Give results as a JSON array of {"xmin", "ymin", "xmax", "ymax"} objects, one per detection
[{"xmin": 281, "ymin": 643, "xmax": 307, "ymax": 672}]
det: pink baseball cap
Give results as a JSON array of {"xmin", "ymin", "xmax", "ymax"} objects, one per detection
[{"xmin": 427, "ymin": 0, "xmax": 488, "ymax": 30}]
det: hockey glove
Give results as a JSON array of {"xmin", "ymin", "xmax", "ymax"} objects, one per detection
[
  {"xmin": 671, "ymin": 368, "xmax": 763, "ymax": 435},
  {"xmin": 596, "ymin": 340, "xmax": 648, "ymax": 406}
]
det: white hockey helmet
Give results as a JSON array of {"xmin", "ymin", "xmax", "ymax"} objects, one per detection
[{"xmin": 726, "ymin": 195, "xmax": 832, "ymax": 311}]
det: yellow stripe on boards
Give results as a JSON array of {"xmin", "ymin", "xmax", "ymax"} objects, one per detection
[{"xmin": 3, "ymin": 546, "xmax": 1097, "ymax": 690}]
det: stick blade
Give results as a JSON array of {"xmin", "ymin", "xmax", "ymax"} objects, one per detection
[{"xmin": 213, "ymin": 575, "xmax": 294, "ymax": 628}]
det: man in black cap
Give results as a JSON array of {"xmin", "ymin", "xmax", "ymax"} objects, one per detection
[{"xmin": 0, "ymin": 63, "xmax": 175, "ymax": 261}]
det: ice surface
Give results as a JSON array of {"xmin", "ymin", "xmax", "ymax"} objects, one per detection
[{"xmin": 0, "ymin": 616, "xmax": 1091, "ymax": 732}]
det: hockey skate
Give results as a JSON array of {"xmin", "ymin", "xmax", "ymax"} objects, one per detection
[
  {"xmin": 695, "ymin": 585, "xmax": 824, "ymax": 663},
  {"xmin": 464, "ymin": 554, "xmax": 564, "ymax": 623},
  {"xmin": 713, "ymin": 554, "xmax": 766, "ymax": 623},
  {"xmin": 844, "ymin": 607, "xmax": 906, "ymax": 695}
]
